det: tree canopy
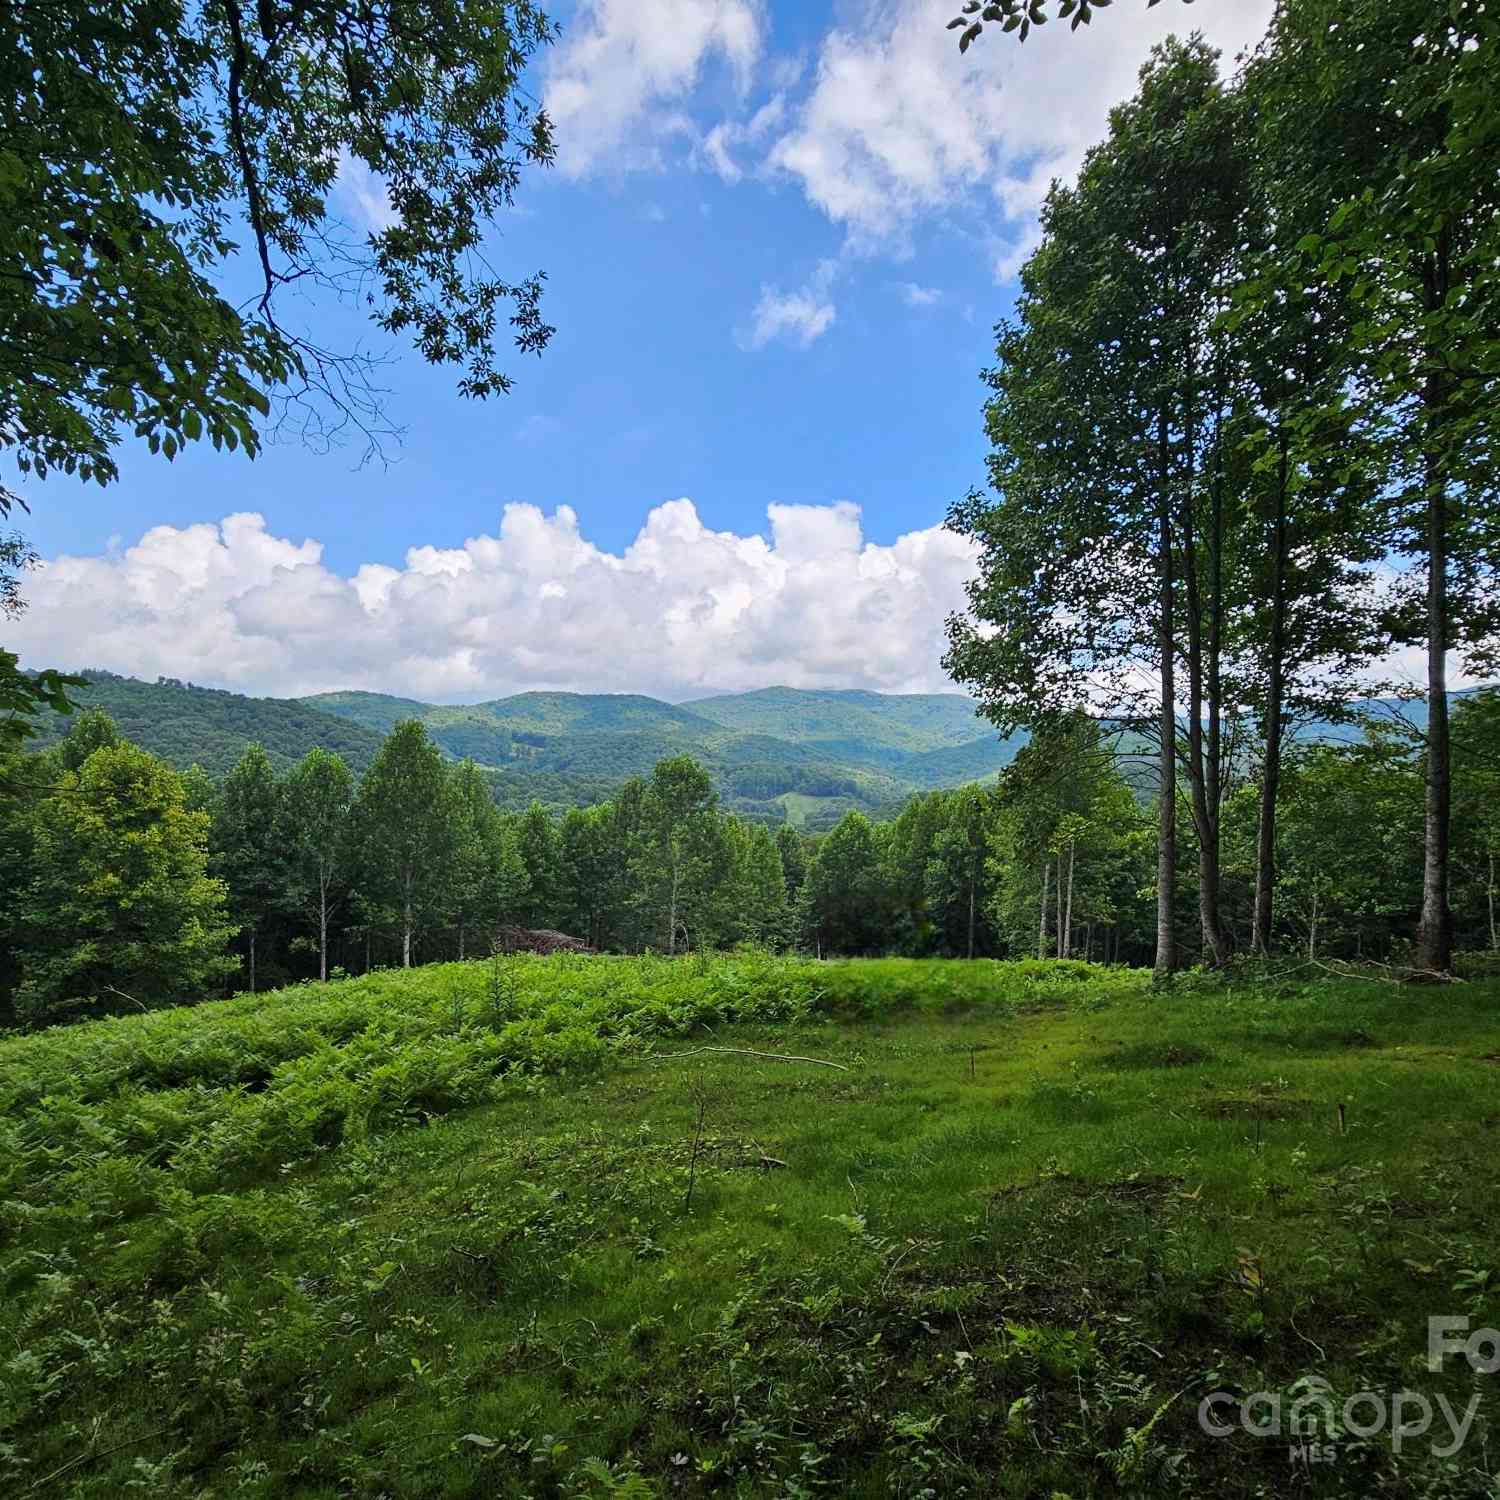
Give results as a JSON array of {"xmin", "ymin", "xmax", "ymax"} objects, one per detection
[{"xmin": 1, "ymin": 0, "xmax": 558, "ymax": 521}]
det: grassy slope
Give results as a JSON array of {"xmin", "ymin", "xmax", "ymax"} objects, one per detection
[{"xmin": 3, "ymin": 959, "xmax": 1498, "ymax": 1498}]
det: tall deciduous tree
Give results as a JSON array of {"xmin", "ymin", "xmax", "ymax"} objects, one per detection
[
  {"xmin": 946, "ymin": 38, "xmax": 1253, "ymax": 975},
  {"xmin": 514, "ymin": 801, "xmax": 562, "ymax": 930},
  {"xmin": 53, "ymin": 708, "xmax": 123, "ymax": 773},
  {"xmin": 281, "ymin": 747, "xmax": 354, "ymax": 981},
  {"xmin": 776, "ymin": 824, "xmax": 808, "ymax": 905},
  {"xmin": 449, "ymin": 760, "xmax": 526, "ymax": 956},
  {"xmin": 632, "ymin": 756, "xmax": 728, "ymax": 955},
  {"xmin": 11, "ymin": 743, "xmax": 235, "ymax": 1021},
  {"xmin": 1250, "ymin": 0, "xmax": 1500, "ymax": 972},
  {"xmin": 558, "ymin": 805, "xmax": 611, "ymax": 949},
  {"xmin": 212, "ymin": 742, "xmax": 284, "ymax": 991},
  {"xmin": 800, "ymin": 811, "xmax": 892, "ymax": 957},
  {"xmin": 1224, "ymin": 179, "xmax": 1385, "ymax": 954},
  {"xmin": 886, "ymin": 790, "xmax": 952, "ymax": 954},
  {"xmin": 717, "ymin": 819, "xmax": 789, "ymax": 949},
  {"xmin": 925, "ymin": 785, "xmax": 997, "ymax": 959},
  {"xmin": 351, "ymin": 720, "xmax": 456, "ymax": 967}
]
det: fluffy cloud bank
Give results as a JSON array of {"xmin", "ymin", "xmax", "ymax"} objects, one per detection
[
  {"xmin": 544, "ymin": 0, "xmax": 763, "ymax": 175},
  {"xmin": 767, "ymin": 0, "xmax": 1277, "ymax": 253},
  {"xmin": 12, "ymin": 503, "xmax": 979, "ymax": 701}
]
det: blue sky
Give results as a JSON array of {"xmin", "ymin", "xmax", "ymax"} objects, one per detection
[{"xmin": 11, "ymin": 0, "xmax": 1276, "ymax": 701}]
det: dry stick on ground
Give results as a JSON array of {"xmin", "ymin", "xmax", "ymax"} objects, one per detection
[
  {"xmin": 1290, "ymin": 958, "xmax": 1462, "ymax": 987},
  {"xmin": 30, "ymin": 1427, "xmax": 172, "ymax": 1494},
  {"xmin": 649, "ymin": 1046, "xmax": 849, "ymax": 1071}
]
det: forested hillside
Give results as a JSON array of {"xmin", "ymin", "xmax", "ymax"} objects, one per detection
[
  {"xmin": 28, "ymin": 674, "xmax": 1023, "ymax": 826},
  {"xmin": 303, "ymin": 685, "xmax": 1021, "ymax": 822},
  {"xmin": 27, "ymin": 671, "xmax": 387, "ymax": 776},
  {"xmin": 681, "ymin": 687, "xmax": 991, "ymax": 751}
]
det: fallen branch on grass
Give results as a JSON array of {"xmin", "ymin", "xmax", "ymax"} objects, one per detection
[
  {"xmin": 30, "ymin": 1426, "xmax": 171, "ymax": 1493},
  {"xmin": 649, "ymin": 1046, "xmax": 848, "ymax": 1071},
  {"xmin": 1290, "ymin": 958, "xmax": 1463, "ymax": 987}
]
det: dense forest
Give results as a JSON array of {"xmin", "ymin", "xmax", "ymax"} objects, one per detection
[{"xmin": 4, "ymin": 687, "xmax": 1496, "ymax": 1028}]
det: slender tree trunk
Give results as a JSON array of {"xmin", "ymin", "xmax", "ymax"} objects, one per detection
[
  {"xmin": 1181, "ymin": 458, "xmax": 1230, "ymax": 964},
  {"xmin": 1416, "ymin": 238, "xmax": 1454, "ymax": 974},
  {"xmin": 458, "ymin": 915, "xmax": 466, "ymax": 963},
  {"xmin": 318, "ymin": 877, "xmax": 328, "ymax": 982},
  {"xmin": 967, "ymin": 855, "xmax": 976, "ymax": 960},
  {"xmin": 1488, "ymin": 851, "xmax": 1496, "ymax": 951},
  {"xmin": 1254, "ymin": 430, "xmax": 1290, "ymax": 956},
  {"xmin": 402, "ymin": 892, "xmax": 413, "ymax": 968},
  {"xmin": 365, "ymin": 928, "xmax": 371, "ymax": 974},
  {"xmin": 667, "ymin": 858, "xmax": 680, "ymax": 956},
  {"xmin": 1156, "ymin": 408, "xmax": 1178, "ymax": 979},
  {"xmin": 1055, "ymin": 851, "xmax": 1065, "ymax": 960},
  {"xmin": 1204, "ymin": 354, "xmax": 1229, "ymax": 965},
  {"xmin": 1039, "ymin": 860, "xmax": 1050, "ymax": 961},
  {"xmin": 1417, "ymin": 441, "xmax": 1452, "ymax": 972},
  {"xmin": 1309, "ymin": 889, "xmax": 1319, "ymax": 963},
  {"xmin": 249, "ymin": 928, "xmax": 257, "ymax": 993},
  {"xmin": 1063, "ymin": 839, "xmax": 1076, "ymax": 960}
]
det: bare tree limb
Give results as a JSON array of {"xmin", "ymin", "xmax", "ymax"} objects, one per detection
[{"xmin": 649, "ymin": 1046, "xmax": 849, "ymax": 1071}]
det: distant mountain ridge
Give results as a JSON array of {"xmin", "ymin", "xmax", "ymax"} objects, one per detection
[
  {"xmin": 36, "ymin": 673, "xmax": 1024, "ymax": 829},
  {"xmin": 31, "ymin": 672, "xmax": 1493, "ymax": 829}
]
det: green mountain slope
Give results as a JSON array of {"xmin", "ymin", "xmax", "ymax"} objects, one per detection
[
  {"xmin": 31, "ymin": 674, "xmax": 1020, "ymax": 826},
  {"xmin": 469, "ymin": 692, "xmax": 720, "ymax": 738},
  {"xmin": 292, "ymin": 690, "xmax": 434, "ymax": 737},
  {"xmin": 682, "ymin": 686, "xmax": 989, "ymax": 752},
  {"xmin": 31, "ymin": 671, "xmax": 387, "ymax": 777}
]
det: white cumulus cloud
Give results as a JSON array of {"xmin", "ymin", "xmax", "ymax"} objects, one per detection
[
  {"xmin": 765, "ymin": 0, "xmax": 1276, "ymax": 261},
  {"xmin": 335, "ymin": 150, "xmax": 400, "ymax": 233},
  {"xmin": 899, "ymin": 281, "xmax": 942, "ymax": 307},
  {"xmin": 545, "ymin": 0, "xmax": 764, "ymax": 175},
  {"xmin": 738, "ymin": 256, "xmax": 839, "ymax": 349},
  {"xmin": 11, "ymin": 502, "xmax": 979, "ymax": 701}
]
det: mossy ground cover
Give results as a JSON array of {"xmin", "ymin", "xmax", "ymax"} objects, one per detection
[{"xmin": 3, "ymin": 957, "xmax": 1499, "ymax": 1497}]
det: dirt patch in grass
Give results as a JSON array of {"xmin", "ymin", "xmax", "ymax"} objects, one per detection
[
  {"xmin": 983, "ymin": 1170, "xmax": 1185, "ymax": 1208},
  {"xmin": 1287, "ymin": 1025, "xmax": 1382, "ymax": 1051},
  {"xmin": 1099, "ymin": 1041, "xmax": 1213, "ymax": 1069}
]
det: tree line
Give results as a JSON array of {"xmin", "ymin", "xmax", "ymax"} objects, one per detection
[
  {"xmin": 6, "ymin": 687, "xmax": 1497, "ymax": 1028},
  {"xmin": 0, "ymin": 712, "xmax": 797, "ymax": 1027},
  {"xmin": 945, "ymin": 3, "xmax": 1498, "ymax": 977}
]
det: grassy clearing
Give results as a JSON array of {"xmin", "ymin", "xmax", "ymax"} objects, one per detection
[{"xmin": 3, "ymin": 958, "xmax": 1499, "ymax": 1497}]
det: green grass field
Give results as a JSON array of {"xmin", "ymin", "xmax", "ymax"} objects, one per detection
[{"xmin": 3, "ymin": 957, "xmax": 1499, "ymax": 1497}]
